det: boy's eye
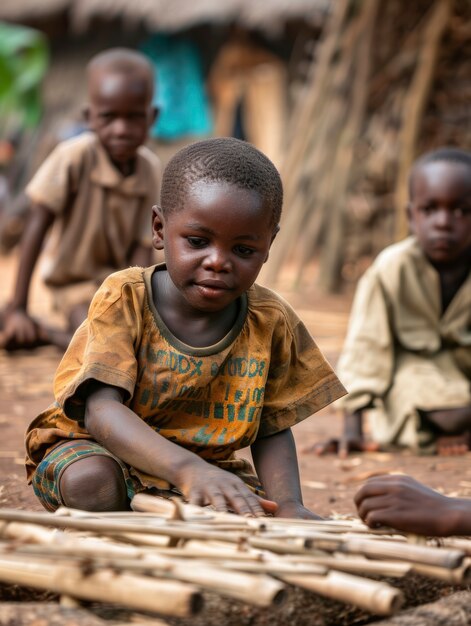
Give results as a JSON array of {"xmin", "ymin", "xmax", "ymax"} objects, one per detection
[
  {"xmin": 187, "ymin": 237, "xmax": 208, "ymax": 248},
  {"xmin": 453, "ymin": 206, "xmax": 471, "ymax": 217},
  {"xmin": 234, "ymin": 245, "xmax": 255, "ymax": 257}
]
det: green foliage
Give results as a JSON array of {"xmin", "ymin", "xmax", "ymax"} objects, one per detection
[{"xmin": 0, "ymin": 21, "xmax": 49, "ymax": 129}]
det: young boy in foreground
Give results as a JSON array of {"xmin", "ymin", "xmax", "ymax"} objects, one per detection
[
  {"xmin": 25, "ymin": 138, "xmax": 346, "ymax": 517},
  {"xmin": 1, "ymin": 48, "xmax": 160, "ymax": 351},
  {"xmin": 315, "ymin": 148, "xmax": 471, "ymax": 457}
]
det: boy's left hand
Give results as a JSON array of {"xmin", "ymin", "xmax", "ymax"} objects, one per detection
[{"xmin": 275, "ymin": 500, "xmax": 323, "ymax": 520}]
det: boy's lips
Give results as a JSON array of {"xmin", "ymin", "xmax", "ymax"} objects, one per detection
[
  {"xmin": 195, "ymin": 279, "xmax": 232, "ymax": 298},
  {"xmin": 110, "ymin": 141, "xmax": 136, "ymax": 153},
  {"xmin": 429, "ymin": 237, "xmax": 454, "ymax": 249},
  {"xmin": 197, "ymin": 279, "xmax": 231, "ymax": 289}
]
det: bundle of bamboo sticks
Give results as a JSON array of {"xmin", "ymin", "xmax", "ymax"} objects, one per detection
[{"xmin": 0, "ymin": 494, "xmax": 469, "ymax": 622}]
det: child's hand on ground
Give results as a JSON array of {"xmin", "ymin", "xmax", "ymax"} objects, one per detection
[
  {"xmin": 304, "ymin": 410, "xmax": 379, "ymax": 458},
  {"xmin": 306, "ymin": 435, "xmax": 379, "ymax": 459},
  {"xmin": 177, "ymin": 462, "xmax": 277, "ymax": 517},
  {"xmin": 0, "ymin": 308, "xmax": 42, "ymax": 349},
  {"xmin": 274, "ymin": 500, "xmax": 323, "ymax": 520},
  {"xmin": 354, "ymin": 474, "xmax": 464, "ymax": 536}
]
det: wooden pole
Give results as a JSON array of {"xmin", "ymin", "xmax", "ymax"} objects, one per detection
[{"xmin": 394, "ymin": 0, "xmax": 451, "ymax": 240}]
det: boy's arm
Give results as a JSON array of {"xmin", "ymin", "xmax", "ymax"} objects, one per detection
[
  {"xmin": 85, "ymin": 384, "xmax": 276, "ymax": 516},
  {"xmin": 2, "ymin": 203, "xmax": 54, "ymax": 347},
  {"xmin": 251, "ymin": 428, "xmax": 322, "ymax": 519},
  {"xmin": 355, "ymin": 475, "xmax": 471, "ymax": 536}
]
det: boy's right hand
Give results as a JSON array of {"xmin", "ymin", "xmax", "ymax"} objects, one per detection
[
  {"xmin": 354, "ymin": 475, "xmax": 467, "ymax": 536},
  {"xmin": 177, "ymin": 462, "xmax": 277, "ymax": 517}
]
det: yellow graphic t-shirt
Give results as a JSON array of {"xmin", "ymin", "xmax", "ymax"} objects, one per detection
[{"xmin": 26, "ymin": 266, "xmax": 346, "ymax": 482}]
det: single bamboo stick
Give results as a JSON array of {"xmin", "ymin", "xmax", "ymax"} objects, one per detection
[
  {"xmin": 248, "ymin": 536, "xmax": 314, "ymax": 554},
  {"xmin": 0, "ymin": 556, "xmax": 202, "ymax": 617},
  {"xmin": 309, "ymin": 535, "xmax": 465, "ymax": 569},
  {"xmin": 130, "ymin": 494, "xmax": 180, "ymax": 519},
  {"xmin": 412, "ymin": 559, "xmax": 471, "ymax": 585},
  {"xmin": 292, "ymin": 554, "xmax": 411, "ymax": 578},
  {"xmin": 439, "ymin": 538, "xmax": 471, "ymax": 556},
  {"xmin": 280, "ymin": 570, "xmax": 404, "ymax": 616},
  {"xmin": 0, "ymin": 509, "xmax": 244, "ymax": 543},
  {"xmin": 146, "ymin": 540, "xmax": 410, "ymax": 578},
  {"xmin": 216, "ymin": 560, "xmax": 328, "ymax": 576},
  {"xmin": 158, "ymin": 539, "xmax": 263, "ymax": 560},
  {"xmin": 110, "ymin": 532, "xmax": 171, "ymax": 547},
  {"xmin": 130, "ymin": 495, "xmax": 246, "ymax": 524},
  {"xmin": 0, "ymin": 602, "xmax": 165, "ymax": 626}
]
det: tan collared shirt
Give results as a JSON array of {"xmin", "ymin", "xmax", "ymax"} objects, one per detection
[
  {"xmin": 26, "ymin": 132, "xmax": 161, "ymax": 288},
  {"xmin": 338, "ymin": 237, "xmax": 471, "ymax": 415}
]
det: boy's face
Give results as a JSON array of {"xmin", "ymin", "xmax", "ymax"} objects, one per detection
[
  {"xmin": 85, "ymin": 70, "xmax": 156, "ymax": 166},
  {"xmin": 408, "ymin": 161, "xmax": 471, "ymax": 266},
  {"xmin": 153, "ymin": 180, "xmax": 278, "ymax": 313}
]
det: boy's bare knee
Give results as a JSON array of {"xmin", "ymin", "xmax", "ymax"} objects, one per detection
[{"xmin": 59, "ymin": 455, "xmax": 128, "ymax": 511}]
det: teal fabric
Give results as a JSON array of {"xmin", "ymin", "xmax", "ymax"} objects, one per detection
[{"xmin": 140, "ymin": 34, "xmax": 213, "ymax": 141}]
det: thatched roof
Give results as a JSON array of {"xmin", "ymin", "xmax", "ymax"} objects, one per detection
[{"xmin": 0, "ymin": 0, "xmax": 330, "ymax": 32}]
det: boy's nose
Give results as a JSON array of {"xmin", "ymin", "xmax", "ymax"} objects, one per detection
[
  {"xmin": 202, "ymin": 249, "xmax": 231, "ymax": 272},
  {"xmin": 112, "ymin": 118, "xmax": 131, "ymax": 135},
  {"xmin": 434, "ymin": 208, "xmax": 453, "ymax": 228}
]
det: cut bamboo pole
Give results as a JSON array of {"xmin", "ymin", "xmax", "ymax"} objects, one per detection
[
  {"xmin": 130, "ymin": 494, "xmax": 181, "ymax": 519},
  {"xmin": 439, "ymin": 538, "xmax": 471, "ymax": 556},
  {"xmin": 311, "ymin": 535, "xmax": 465, "ymax": 569},
  {"xmin": 412, "ymin": 559, "xmax": 471, "ymax": 585},
  {"xmin": 280, "ymin": 570, "xmax": 404, "ymax": 616},
  {"xmin": 290, "ymin": 554, "xmax": 411, "ymax": 578},
  {"xmin": 0, "ymin": 509, "xmax": 244, "ymax": 543},
  {"xmin": 0, "ymin": 556, "xmax": 202, "ymax": 617}
]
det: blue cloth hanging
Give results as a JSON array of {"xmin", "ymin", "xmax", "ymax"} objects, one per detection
[{"xmin": 140, "ymin": 34, "xmax": 213, "ymax": 141}]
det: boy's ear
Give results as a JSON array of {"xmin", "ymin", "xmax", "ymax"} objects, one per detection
[
  {"xmin": 264, "ymin": 224, "xmax": 280, "ymax": 263},
  {"xmin": 152, "ymin": 205, "xmax": 165, "ymax": 250}
]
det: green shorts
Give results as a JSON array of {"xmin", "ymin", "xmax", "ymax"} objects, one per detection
[
  {"xmin": 31, "ymin": 439, "xmax": 264, "ymax": 512},
  {"xmin": 32, "ymin": 440, "xmax": 142, "ymax": 512}
]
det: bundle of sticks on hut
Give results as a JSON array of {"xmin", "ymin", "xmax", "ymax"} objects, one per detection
[{"xmin": 1, "ymin": 494, "xmax": 471, "ymax": 626}]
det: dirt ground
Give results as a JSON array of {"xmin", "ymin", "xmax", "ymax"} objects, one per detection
[{"xmin": 0, "ymin": 253, "xmax": 470, "ymax": 518}]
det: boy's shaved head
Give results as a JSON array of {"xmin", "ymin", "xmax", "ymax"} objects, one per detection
[
  {"xmin": 87, "ymin": 47, "xmax": 154, "ymax": 101},
  {"xmin": 160, "ymin": 138, "xmax": 283, "ymax": 226},
  {"xmin": 409, "ymin": 147, "xmax": 471, "ymax": 198}
]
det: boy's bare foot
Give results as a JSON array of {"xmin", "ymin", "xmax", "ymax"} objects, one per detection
[{"xmin": 436, "ymin": 433, "xmax": 471, "ymax": 456}]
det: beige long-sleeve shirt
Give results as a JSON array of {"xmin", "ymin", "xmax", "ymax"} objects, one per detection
[{"xmin": 338, "ymin": 237, "xmax": 471, "ymax": 416}]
